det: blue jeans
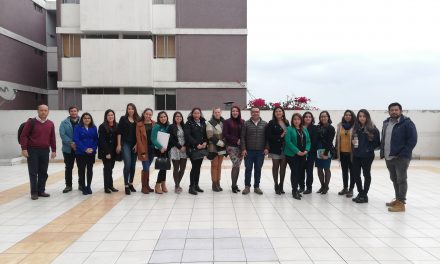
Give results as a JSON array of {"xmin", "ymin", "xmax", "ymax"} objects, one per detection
[
  {"xmin": 141, "ymin": 145, "xmax": 154, "ymax": 171},
  {"xmin": 244, "ymin": 150, "xmax": 265, "ymax": 188},
  {"xmin": 122, "ymin": 143, "xmax": 137, "ymax": 185}
]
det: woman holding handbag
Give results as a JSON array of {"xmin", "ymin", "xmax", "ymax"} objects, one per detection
[
  {"xmin": 151, "ymin": 111, "xmax": 171, "ymax": 194},
  {"xmin": 184, "ymin": 107, "xmax": 208, "ymax": 195},
  {"xmin": 169, "ymin": 112, "xmax": 188, "ymax": 194},
  {"xmin": 315, "ymin": 111, "xmax": 336, "ymax": 195},
  {"xmin": 98, "ymin": 109, "xmax": 120, "ymax": 194},
  {"xmin": 284, "ymin": 113, "xmax": 311, "ymax": 200},
  {"xmin": 206, "ymin": 107, "xmax": 227, "ymax": 192},
  {"xmin": 136, "ymin": 108, "xmax": 156, "ymax": 194}
]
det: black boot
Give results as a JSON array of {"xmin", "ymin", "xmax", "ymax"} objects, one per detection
[
  {"xmin": 125, "ymin": 186, "xmax": 131, "ymax": 195},
  {"xmin": 275, "ymin": 184, "xmax": 281, "ymax": 195},
  {"xmin": 189, "ymin": 185, "xmax": 197, "ymax": 195},
  {"xmin": 195, "ymin": 186, "xmax": 204, "ymax": 192},
  {"xmin": 292, "ymin": 190, "xmax": 301, "ymax": 200},
  {"xmin": 129, "ymin": 184, "xmax": 136, "ymax": 192}
]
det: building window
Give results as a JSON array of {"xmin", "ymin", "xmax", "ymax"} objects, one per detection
[
  {"xmin": 83, "ymin": 34, "xmax": 119, "ymax": 39},
  {"xmin": 153, "ymin": 36, "xmax": 176, "ymax": 58},
  {"xmin": 34, "ymin": 3, "xmax": 43, "ymax": 13},
  {"xmin": 62, "ymin": 0, "xmax": 80, "ymax": 3},
  {"xmin": 155, "ymin": 89, "xmax": 176, "ymax": 110},
  {"xmin": 62, "ymin": 35, "xmax": 81, "ymax": 57},
  {"xmin": 153, "ymin": 0, "xmax": 175, "ymax": 4},
  {"xmin": 123, "ymin": 35, "xmax": 151, "ymax": 40}
]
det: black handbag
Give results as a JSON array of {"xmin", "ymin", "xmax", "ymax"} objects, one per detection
[
  {"xmin": 155, "ymin": 155, "xmax": 171, "ymax": 170},
  {"xmin": 188, "ymin": 148, "xmax": 208, "ymax": 160}
]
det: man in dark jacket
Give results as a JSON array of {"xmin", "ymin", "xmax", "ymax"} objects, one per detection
[
  {"xmin": 59, "ymin": 106, "xmax": 79, "ymax": 193},
  {"xmin": 380, "ymin": 102, "xmax": 417, "ymax": 212},
  {"xmin": 241, "ymin": 107, "xmax": 268, "ymax": 195}
]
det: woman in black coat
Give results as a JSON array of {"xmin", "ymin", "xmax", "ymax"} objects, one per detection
[
  {"xmin": 184, "ymin": 107, "xmax": 208, "ymax": 195},
  {"xmin": 315, "ymin": 111, "xmax": 336, "ymax": 195},
  {"xmin": 266, "ymin": 106, "xmax": 289, "ymax": 195},
  {"xmin": 301, "ymin": 111, "xmax": 318, "ymax": 194},
  {"xmin": 98, "ymin": 109, "xmax": 119, "ymax": 193}
]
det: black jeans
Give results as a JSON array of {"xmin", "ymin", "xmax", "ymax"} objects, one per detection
[
  {"xmin": 103, "ymin": 158, "xmax": 116, "ymax": 189},
  {"xmin": 352, "ymin": 156, "xmax": 374, "ymax": 197},
  {"xmin": 27, "ymin": 148, "xmax": 50, "ymax": 195},
  {"xmin": 63, "ymin": 152, "xmax": 78, "ymax": 187},
  {"xmin": 76, "ymin": 155, "xmax": 95, "ymax": 188},
  {"xmin": 300, "ymin": 153, "xmax": 316, "ymax": 189},
  {"xmin": 340, "ymin": 152, "xmax": 354, "ymax": 190},
  {"xmin": 287, "ymin": 155, "xmax": 306, "ymax": 192},
  {"xmin": 190, "ymin": 158, "xmax": 204, "ymax": 187}
]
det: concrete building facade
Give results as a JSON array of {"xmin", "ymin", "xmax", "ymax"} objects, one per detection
[
  {"xmin": 0, "ymin": 0, "xmax": 58, "ymax": 110},
  {"xmin": 56, "ymin": 0, "xmax": 247, "ymax": 110}
]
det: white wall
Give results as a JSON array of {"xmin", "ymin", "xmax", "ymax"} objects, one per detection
[
  {"xmin": 60, "ymin": 4, "xmax": 80, "ymax": 28},
  {"xmin": 47, "ymin": 51, "xmax": 58, "ymax": 72},
  {"xmin": 80, "ymin": 0, "xmax": 152, "ymax": 32},
  {"xmin": 1, "ymin": 110, "xmax": 439, "ymax": 161},
  {"xmin": 81, "ymin": 39, "xmax": 153, "ymax": 87},
  {"xmin": 153, "ymin": 59, "xmax": 176, "ymax": 82},
  {"xmin": 152, "ymin": 4, "xmax": 176, "ymax": 30},
  {"xmin": 61, "ymin": 58, "xmax": 81, "ymax": 82},
  {"xmin": 82, "ymin": 95, "xmax": 155, "ymax": 111}
]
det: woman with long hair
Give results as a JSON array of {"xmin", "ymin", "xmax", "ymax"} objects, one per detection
[
  {"xmin": 206, "ymin": 107, "xmax": 227, "ymax": 192},
  {"xmin": 184, "ymin": 107, "xmax": 208, "ymax": 195},
  {"xmin": 169, "ymin": 111, "xmax": 187, "ymax": 193},
  {"xmin": 266, "ymin": 106, "xmax": 289, "ymax": 195},
  {"xmin": 136, "ymin": 108, "xmax": 155, "ymax": 194},
  {"xmin": 284, "ymin": 113, "xmax": 311, "ymax": 200},
  {"xmin": 301, "ymin": 111, "xmax": 318, "ymax": 194},
  {"xmin": 117, "ymin": 103, "xmax": 140, "ymax": 195},
  {"xmin": 335, "ymin": 110, "xmax": 356, "ymax": 197},
  {"xmin": 315, "ymin": 111, "xmax": 336, "ymax": 195},
  {"xmin": 151, "ymin": 111, "xmax": 171, "ymax": 194},
  {"xmin": 98, "ymin": 109, "xmax": 119, "ymax": 193},
  {"xmin": 223, "ymin": 106, "xmax": 245, "ymax": 193},
  {"xmin": 73, "ymin": 113, "xmax": 98, "ymax": 195},
  {"xmin": 351, "ymin": 109, "xmax": 380, "ymax": 203}
]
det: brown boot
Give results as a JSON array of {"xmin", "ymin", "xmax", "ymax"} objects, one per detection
[
  {"xmin": 388, "ymin": 200, "xmax": 405, "ymax": 212},
  {"xmin": 386, "ymin": 199, "xmax": 398, "ymax": 207},
  {"xmin": 141, "ymin": 170, "xmax": 149, "ymax": 194},
  {"xmin": 161, "ymin": 181, "xmax": 168, "ymax": 193},
  {"xmin": 155, "ymin": 183, "xmax": 163, "ymax": 194},
  {"xmin": 145, "ymin": 170, "xmax": 154, "ymax": 192}
]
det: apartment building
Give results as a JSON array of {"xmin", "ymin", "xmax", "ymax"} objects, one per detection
[
  {"xmin": 57, "ymin": 0, "xmax": 247, "ymax": 110},
  {"xmin": 0, "ymin": 0, "xmax": 58, "ymax": 110}
]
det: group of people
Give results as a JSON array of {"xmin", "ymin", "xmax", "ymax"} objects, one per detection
[{"xmin": 19, "ymin": 102, "xmax": 417, "ymax": 212}]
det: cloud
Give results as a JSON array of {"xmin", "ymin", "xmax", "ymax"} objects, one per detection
[{"xmin": 248, "ymin": 0, "xmax": 440, "ymax": 109}]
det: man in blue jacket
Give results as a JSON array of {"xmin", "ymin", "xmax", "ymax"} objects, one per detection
[
  {"xmin": 59, "ymin": 106, "xmax": 79, "ymax": 193},
  {"xmin": 380, "ymin": 102, "xmax": 417, "ymax": 212}
]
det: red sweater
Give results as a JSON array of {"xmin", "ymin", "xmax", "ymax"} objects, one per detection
[{"xmin": 20, "ymin": 118, "xmax": 56, "ymax": 152}]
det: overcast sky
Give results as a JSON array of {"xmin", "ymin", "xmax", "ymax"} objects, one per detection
[{"xmin": 248, "ymin": 0, "xmax": 440, "ymax": 110}]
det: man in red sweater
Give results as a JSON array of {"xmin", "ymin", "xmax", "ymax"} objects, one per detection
[{"xmin": 20, "ymin": 104, "xmax": 57, "ymax": 200}]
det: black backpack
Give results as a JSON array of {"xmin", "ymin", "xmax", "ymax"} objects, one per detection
[{"xmin": 18, "ymin": 118, "xmax": 36, "ymax": 144}]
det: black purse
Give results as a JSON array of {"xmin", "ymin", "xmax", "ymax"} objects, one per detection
[
  {"xmin": 188, "ymin": 148, "xmax": 208, "ymax": 160},
  {"xmin": 155, "ymin": 155, "xmax": 171, "ymax": 170}
]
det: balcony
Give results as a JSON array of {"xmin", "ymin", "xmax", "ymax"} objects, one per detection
[
  {"xmin": 81, "ymin": 39, "xmax": 153, "ymax": 87},
  {"xmin": 60, "ymin": 3, "xmax": 80, "ymax": 28},
  {"xmin": 80, "ymin": 0, "xmax": 152, "ymax": 33}
]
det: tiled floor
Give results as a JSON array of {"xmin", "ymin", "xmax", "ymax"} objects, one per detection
[{"xmin": 1, "ymin": 159, "xmax": 440, "ymax": 264}]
